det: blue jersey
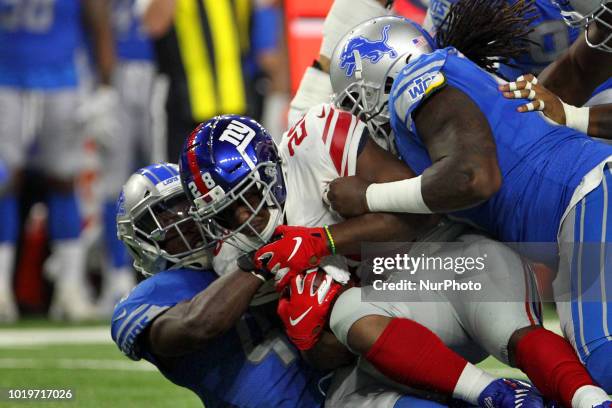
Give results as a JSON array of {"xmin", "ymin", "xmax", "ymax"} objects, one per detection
[
  {"xmin": 0, "ymin": 0, "xmax": 81, "ymax": 88},
  {"xmin": 427, "ymin": 0, "xmax": 579, "ymax": 78},
  {"xmin": 112, "ymin": 0, "xmax": 153, "ymax": 61},
  {"xmin": 111, "ymin": 268, "xmax": 325, "ymax": 408},
  {"xmin": 592, "ymin": 76, "xmax": 612, "ymax": 99},
  {"xmin": 388, "ymin": 48, "xmax": 612, "ymax": 246}
]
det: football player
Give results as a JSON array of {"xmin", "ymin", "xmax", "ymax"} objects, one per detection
[
  {"xmin": 110, "ymin": 162, "xmax": 332, "ymax": 407},
  {"xmin": 0, "ymin": 0, "xmax": 115, "ymax": 321},
  {"xmin": 498, "ymin": 0, "xmax": 612, "ymax": 138},
  {"xmin": 322, "ymin": 1, "xmax": 612, "ymax": 394},
  {"xmin": 425, "ymin": 0, "xmax": 580, "ymax": 79}
]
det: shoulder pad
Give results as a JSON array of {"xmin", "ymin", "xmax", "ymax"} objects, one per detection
[{"xmin": 390, "ymin": 48, "xmax": 451, "ymax": 131}]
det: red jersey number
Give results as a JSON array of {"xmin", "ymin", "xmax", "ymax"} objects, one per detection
[{"xmin": 287, "ymin": 118, "xmax": 307, "ymax": 156}]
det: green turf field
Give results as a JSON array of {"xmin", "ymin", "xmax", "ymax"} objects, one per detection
[
  {"xmin": 0, "ymin": 311, "xmax": 558, "ymax": 408},
  {"xmin": 0, "ymin": 319, "xmax": 201, "ymax": 408}
]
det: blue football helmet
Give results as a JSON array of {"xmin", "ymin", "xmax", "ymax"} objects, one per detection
[
  {"xmin": 179, "ymin": 115, "xmax": 286, "ymax": 251},
  {"xmin": 116, "ymin": 163, "xmax": 213, "ymax": 276}
]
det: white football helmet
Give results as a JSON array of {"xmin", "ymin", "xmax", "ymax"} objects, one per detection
[
  {"xmin": 116, "ymin": 163, "xmax": 213, "ymax": 276},
  {"xmin": 555, "ymin": 0, "xmax": 612, "ymax": 51},
  {"xmin": 329, "ymin": 16, "xmax": 435, "ymax": 150}
]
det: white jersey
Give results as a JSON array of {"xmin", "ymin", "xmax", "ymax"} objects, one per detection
[
  {"xmin": 280, "ymin": 103, "xmax": 365, "ymax": 227},
  {"xmin": 279, "ymin": 102, "xmax": 367, "ymax": 284}
]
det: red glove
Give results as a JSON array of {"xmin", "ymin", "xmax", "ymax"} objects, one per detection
[
  {"xmin": 255, "ymin": 225, "xmax": 331, "ymax": 291},
  {"xmin": 277, "ymin": 270, "xmax": 343, "ymax": 350}
]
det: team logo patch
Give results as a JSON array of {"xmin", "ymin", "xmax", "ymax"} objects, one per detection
[
  {"xmin": 407, "ymin": 72, "xmax": 446, "ymax": 101},
  {"xmin": 339, "ymin": 24, "xmax": 398, "ymax": 77}
]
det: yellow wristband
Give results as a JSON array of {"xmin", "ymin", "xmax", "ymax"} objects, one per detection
[{"xmin": 324, "ymin": 225, "xmax": 336, "ymax": 255}]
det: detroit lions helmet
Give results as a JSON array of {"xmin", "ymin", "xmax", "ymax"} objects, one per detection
[
  {"xmin": 555, "ymin": 0, "xmax": 612, "ymax": 51},
  {"xmin": 116, "ymin": 163, "xmax": 213, "ymax": 276},
  {"xmin": 179, "ymin": 115, "xmax": 286, "ymax": 252},
  {"xmin": 330, "ymin": 16, "xmax": 435, "ymax": 149}
]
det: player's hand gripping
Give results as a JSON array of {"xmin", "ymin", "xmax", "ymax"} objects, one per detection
[
  {"xmin": 255, "ymin": 225, "xmax": 332, "ymax": 291},
  {"xmin": 499, "ymin": 74, "xmax": 565, "ymax": 125},
  {"xmin": 277, "ymin": 270, "xmax": 343, "ymax": 350},
  {"xmin": 325, "ymin": 176, "xmax": 371, "ymax": 218}
]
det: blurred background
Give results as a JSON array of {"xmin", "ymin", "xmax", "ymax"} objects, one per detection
[{"xmin": 0, "ymin": 0, "xmax": 428, "ymax": 325}]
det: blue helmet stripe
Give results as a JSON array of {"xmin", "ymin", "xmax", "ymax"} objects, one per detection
[
  {"xmin": 138, "ymin": 163, "xmax": 177, "ymax": 184},
  {"xmin": 161, "ymin": 163, "xmax": 179, "ymax": 177},
  {"xmin": 138, "ymin": 168, "xmax": 162, "ymax": 184}
]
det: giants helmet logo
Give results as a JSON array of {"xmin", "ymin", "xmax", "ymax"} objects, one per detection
[{"xmin": 219, "ymin": 120, "xmax": 257, "ymax": 170}]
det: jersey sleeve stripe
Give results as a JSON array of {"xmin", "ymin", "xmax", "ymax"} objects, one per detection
[
  {"xmin": 321, "ymin": 106, "xmax": 335, "ymax": 144},
  {"xmin": 340, "ymin": 116, "xmax": 357, "ymax": 176},
  {"xmin": 119, "ymin": 305, "xmax": 171, "ymax": 360},
  {"xmin": 115, "ymin": 304, "xmax": 151, "ymax": 347},
  {"xmin": 324, "ymin": 111, "xmax": 339, "ymax": 151},
  {"xmin": 330, "ymin": 111, "xmax": 353, "ymax": 175},
  {"xmin": 345, "ymin": 121, "xmax": 366, "ymax": 176}
]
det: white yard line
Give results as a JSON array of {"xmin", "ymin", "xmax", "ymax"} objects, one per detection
[
  {"xmin": 0, "ymin": 327, "xmax": 112, "ymax": 347},
  {"xmin": 0, "ymin": 358, "xmax": 156, "ymax": 371}
]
